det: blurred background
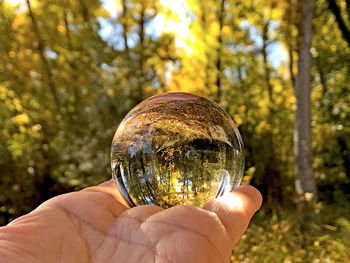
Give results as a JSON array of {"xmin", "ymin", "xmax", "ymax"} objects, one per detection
[{"xmin": 0, "ymin": 0, "xmax": 349, "ymax": 261}]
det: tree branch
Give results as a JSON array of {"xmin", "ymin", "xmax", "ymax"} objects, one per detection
[
  {"xmin": 328, "ymin": 0, "xmax": 350, "ymax": 47},
  {"xmin": 25, "ymin": 0, "xmax": 59, "ymax": 111}
]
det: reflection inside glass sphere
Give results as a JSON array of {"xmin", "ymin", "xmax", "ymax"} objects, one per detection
[{"xmin": 111, "ymin": 92, "xmax": 244, "ymax": 208}]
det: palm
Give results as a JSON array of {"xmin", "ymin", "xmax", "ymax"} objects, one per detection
[{"xmin": 0, "ymin": 181, "xmax": 261, "ymax": 263}]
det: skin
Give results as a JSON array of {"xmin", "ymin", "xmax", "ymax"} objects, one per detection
[{"xmin": 0, "ymin": 180, "xmax": 262, "ymax": 263}]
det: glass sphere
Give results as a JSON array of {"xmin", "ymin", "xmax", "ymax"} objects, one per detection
[{"xmin": 111, "ymin": 92, "xmax": 244, "ymax": 208}]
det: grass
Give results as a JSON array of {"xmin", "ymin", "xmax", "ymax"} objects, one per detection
[{"xmin": 231, "ymin": 203, "xmax": 350, "ymax": 263}]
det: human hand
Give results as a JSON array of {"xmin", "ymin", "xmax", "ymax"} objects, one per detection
[{"xmin": 0, "ymin": 180, "xmax": 262, "ymax": 263}]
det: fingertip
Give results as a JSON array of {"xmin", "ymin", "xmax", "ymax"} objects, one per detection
[
  {"xmin": 207, "ymin": 185, "xmax": 262, "ymax": 216},
  {"xmin": 231, "ymin": 185, "xmax": 263, "ymax": 213}
]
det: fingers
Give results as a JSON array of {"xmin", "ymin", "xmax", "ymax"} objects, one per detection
[
  {"xmin": 79, "ymin": 180, "xmax": 261, "ymax": 249},
  {"xmin": 142, "ymin": 205, "xmax": 234, "ymax": 262},
  {"xmin": 203, "ymin": 185, "xmax": 262, "ymax": 246}
]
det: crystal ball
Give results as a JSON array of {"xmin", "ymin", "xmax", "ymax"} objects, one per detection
[{"xmin": 111, "ymin": 92, "xmax": 244, "ymax": 208}]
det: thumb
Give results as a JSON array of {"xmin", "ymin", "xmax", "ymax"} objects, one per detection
[{"xmin": 203, "ymin": 185, "xmax": 262, "ymax": 246}]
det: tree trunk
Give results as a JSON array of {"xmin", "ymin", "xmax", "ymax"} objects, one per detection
[
  {"xmin": 137, "ymin": 2, "xmax": 145, "ymax": 103},
  {"xmin": 294, "ymin": 0, "xmax": 317, "ymax": 228},
  {"xmin": 261, "ymin": 21, "xmax": 283, "ymax": 204},
  {"xmin": 337, "ymin": 134, "xmax": 350, "ymax": 179},
  {"xmin": 121, "ymin": 0, "xmax": 129, "ymax": 51},
  {"xmin": 215, "ymin": 0, "xmax": 225, "ymax": 103},
  {"xmin": 199, "ymin": 1, "xmax": 211, "ymax": 93}
]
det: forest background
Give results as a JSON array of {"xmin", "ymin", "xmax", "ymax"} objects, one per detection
[{"xmin": 0, "ymin": 0, "xmax": 350, "ymax": 262}]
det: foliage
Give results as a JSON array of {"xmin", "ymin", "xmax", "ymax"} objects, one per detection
[{"xmin": 231, "ymin": 200, "xmax": 350, "ymax": 263}]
